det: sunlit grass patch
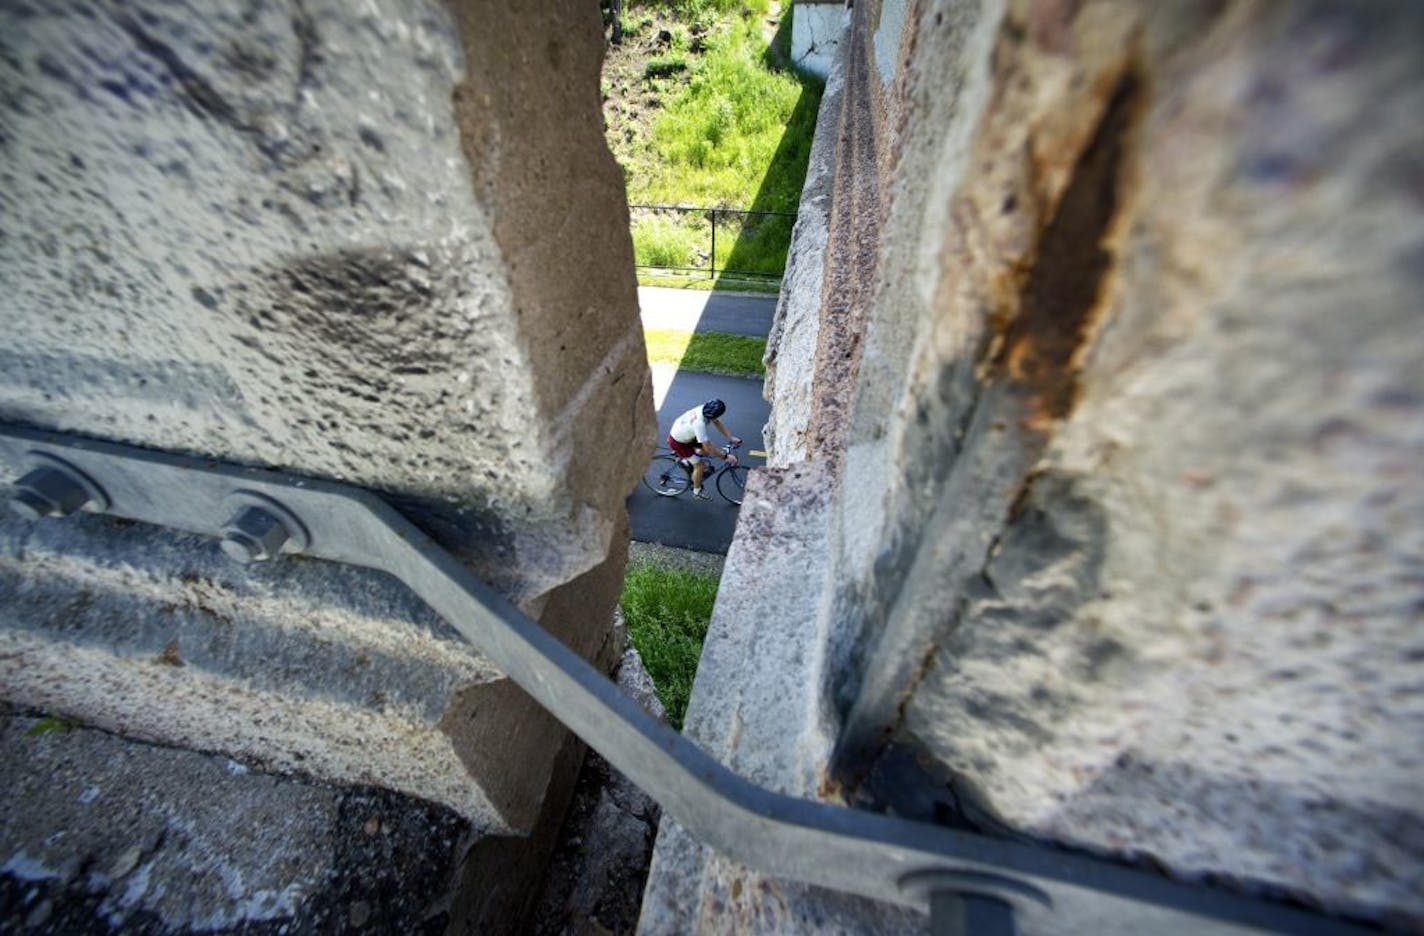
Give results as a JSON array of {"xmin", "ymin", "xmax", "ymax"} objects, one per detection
[
  {"xmin": 632, "ymin": 11, "xmax": 814, "ymax": 212},
  {"xmin": 632, "ymin": 215, "xmax": 706, "ymax": 270},
  {"xmin": 643, "ymin": 328, "xmax": 766, "ymax": 377}
]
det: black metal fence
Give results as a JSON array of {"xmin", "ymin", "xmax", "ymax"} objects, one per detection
[{"xmin": 629, "ymin": 203, "xmax": 797, "ymax": 283}]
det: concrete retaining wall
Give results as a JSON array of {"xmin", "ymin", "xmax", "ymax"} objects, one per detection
[{"xmin": 0, "ymin": 0, "xmax": 653, "ymax": 930}]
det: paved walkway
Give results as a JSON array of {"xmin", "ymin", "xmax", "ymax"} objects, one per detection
[
  {"xmin": 628, "ymin": 288, "xmax": 776, "ymax": 555},
  {"xmin": 637, "ymin": 287, "xmax": 776, "ymax": 337},
  {"xmin": 629, "ymin": 368, "xmax": 769, "ymax": 554}
]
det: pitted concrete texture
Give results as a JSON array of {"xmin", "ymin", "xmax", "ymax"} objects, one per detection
[
  {"xmin": 835, "ymin": 0, "xmax": 1424, "ymax": 925},
  {"xmin": 661, "ymin": 0, "xmax": 1424, "ymax": 930},
  {"xmin": 0, "ymin": 514, "xmax": 519, "ymax": 825},
  {"xmin": 0, "ymin": 0, "xmax": 652, "ymax": 924},
  {"xmin": 0, "ymin": 0, "xmax": 650, "ymax": 595},
  {"xmin": 762, "ymin": 41, "xmax": 843, "ymax": 468},
  {"xmin": 0, "ymin": 710, "xmax": 468, "ymax": 934},
  {"xmin": 639, "ymin": 468, "xmax": 923, "ymax": 934},
  {"xmin": 0, "ymin": 0, "xmax": 646, "ymax": 809}
]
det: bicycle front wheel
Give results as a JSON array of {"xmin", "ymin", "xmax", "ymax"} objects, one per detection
[
  {"xmin": 716, "ymin": 465, "xmax": 748, "ymax": 505},
  {"xmin": 643, "ymin": 455, "xmax": 690, "ymax": 497}
]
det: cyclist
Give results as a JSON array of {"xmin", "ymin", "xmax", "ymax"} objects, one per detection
[{"xmin": 668, "ymin": 399, "xmax": 741, "ymax": 500}]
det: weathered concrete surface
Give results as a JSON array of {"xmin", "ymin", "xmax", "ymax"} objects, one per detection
[
  {"xmin": 761, "ymin": 39, "xmax": 843, "ymax": 467},
  {"xmin": 647, "ymin": 0, "xmax": 1424, "ymax": 931},
  {"xmin": 0, "ymin": 0, "xmax": 650, "ymax": 606},
  {"xmin": 0, "ymin": 708, "xmax": 467, "ymax": 934},
  {"xmin": 840, "ymin": 0, "xmax": 1424, "ymax": 923},
  {"xmin": 0, "ymin": 0, "xmax": 651, "ymax": 930},
  {"xmin": 790, "ymin": 1, "xmax": 846, "ymax": 80},
  {"xmin": 640, "ymin": 468, "xmax": 921, "ymax": 934},
  {"xmin": 0, "ymin": 514, "xmax": 513, "ymax": 821}
]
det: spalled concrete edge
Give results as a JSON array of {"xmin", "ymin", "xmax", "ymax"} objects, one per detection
[
  {"xmin": 637, "ymin": 469, "xmax": 924, "ymax": 934},
  {"xmin": 762, "ymin": 38, "xmax": 847, "ymax": 468},
  {"xmin": 0, "ymin": 0, "xmax": 644, "ymax": 837},
  {"xmin": 638, "ymin": 21, "xmax": 922, "ymax": 931},
  {"xmin": 837, "ymin": 2, "xmax": 1424, "ymax": 926},
  {"xmin": 0, "ymin": 0, "xmax": 652, "ymax": 929}
]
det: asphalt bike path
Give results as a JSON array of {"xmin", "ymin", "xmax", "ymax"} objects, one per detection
[
  {"xmin": 629, "ymin": 368, "xmax": 770, "ymax": 554},
  {"xmin": 629, "ymin": 288, "xmax": 775, "ymax": 554}
]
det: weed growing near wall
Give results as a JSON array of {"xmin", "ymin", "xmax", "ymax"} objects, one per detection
[
  {"xmin": 638, "ymin": 12, "xmax": 811, "ymax": 211},
  {"xmin": 632, "ymin": 215, "xmax": 703, "ymax": 269}
]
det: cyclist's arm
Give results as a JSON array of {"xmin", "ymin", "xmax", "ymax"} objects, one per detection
[
  {"xmin": 711, "ymin": 418, "xmax": 742, "ymax": 445},
  {"xmin": 700, "ymin": 439, "xmax": 738, "ymax": 466}
]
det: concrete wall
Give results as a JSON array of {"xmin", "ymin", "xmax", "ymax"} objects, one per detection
[
  {"xmin": 0, "ymin": 0, "xmax": 652, "ymax": 930},
  {"xmin": 646, "ymin": 0, "xmax": 1423, "ymax": 931},
  {"xmin": 790, "ymin": 1, "xmax": 847, "ymax": 80}
]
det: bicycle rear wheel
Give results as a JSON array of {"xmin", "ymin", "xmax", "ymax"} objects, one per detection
[
  {"xmin": 643, "ymin": 455, "xmax": 690, "ymax": 497},
  {"xmin": 716, "ymin": 465, "xmax": 748, "ymax": 505}
]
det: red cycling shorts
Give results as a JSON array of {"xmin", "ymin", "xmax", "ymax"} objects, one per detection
[{"xmin": 668, "ymin": 435, "xmax": 702, "ymax": 459}]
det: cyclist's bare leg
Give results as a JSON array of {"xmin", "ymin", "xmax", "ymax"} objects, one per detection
[{"xmin": 691, "ymin": 458, "xmax": 707, "ymax": 489}]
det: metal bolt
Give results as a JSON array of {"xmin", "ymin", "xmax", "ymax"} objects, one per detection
[
  {"xmin": 220, "ymin": 506, "xmax": 292, "ymax": 563},
  {"xmin": 9, "ymin": 467, "xmax": 94, "ymax": 520}
]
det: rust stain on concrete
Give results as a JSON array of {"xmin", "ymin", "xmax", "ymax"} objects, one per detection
[{"xmin": 989, "ymin": 66, "xmax": 1145, "ymax": 429}]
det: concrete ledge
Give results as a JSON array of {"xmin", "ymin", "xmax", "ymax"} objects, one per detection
[
  {"xmin": 638, "ymin": 468, "xmax": 921, "ymax": 933},
  {"xmin": 1, "ymin": 512, "xmax": 532, "ymax": 831},
  {"xmin": 762, "ymin": 39, "xmax": 846, "ymax": 467}
]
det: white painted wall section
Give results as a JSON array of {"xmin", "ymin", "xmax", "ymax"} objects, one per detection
[{"xmin": 791, "ymin": 2, "xmax": 847, "ymax": 80}]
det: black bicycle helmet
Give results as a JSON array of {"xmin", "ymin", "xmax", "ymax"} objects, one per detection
[{"xmin": 702, "ymin": 399, "xmax": 726, "ymax": 419}]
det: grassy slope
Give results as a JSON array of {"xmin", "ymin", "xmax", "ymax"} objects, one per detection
[
  {"xmin": 621, "ymin": 563, "xmax": 721, "ymax": 729},
  {"xmin": 603, "ymin": 1, "xmax": 821, "ymax": 282}
]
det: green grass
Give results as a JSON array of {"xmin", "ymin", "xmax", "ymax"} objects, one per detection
[
  {"xmin": 636, "ymin": 272, "xmax": 781, "ymax": 293},
  {"xmin": 613, "ymin": 1, "xmax": 822, "ymax": 283},
  {"xmin": 621, "ymin": 564, "xmax": 721, "ymax": 729},
  {"xmin": 644, "ymin": 54, "xmax": 688, "ymax": 79},
  {"xmin": 644, "ymin": 328, "xmax": 766, "ymax": 377},
  {"xmin": 632, "ymin": 215, "xmax": 703, "ymax": 269},
  {"xmin": 631, "ymin": 0, "xmax": 751, "ymax": 17},
  {"xmin": 630, "ymin": 10, "xmax": 816, "ymax": 213}
]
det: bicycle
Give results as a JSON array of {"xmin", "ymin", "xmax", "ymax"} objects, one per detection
[{"xmin": 642, "ymin": 440, "xmax": 753, "ymax": 505}]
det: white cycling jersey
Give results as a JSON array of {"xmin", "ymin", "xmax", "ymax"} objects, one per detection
[{"xmin": 669, "ymin": 406, "xmax": 710, "ymax": 445}]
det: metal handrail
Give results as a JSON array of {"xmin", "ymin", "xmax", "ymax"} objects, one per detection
[{"xmin": 0, "ymin": 424, "xmax": 1369, "ymax": 935}]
